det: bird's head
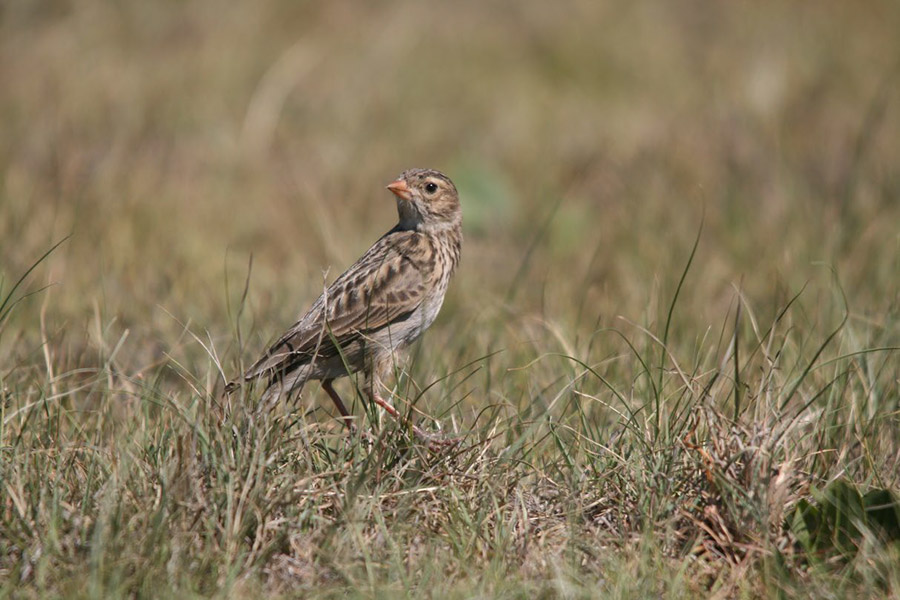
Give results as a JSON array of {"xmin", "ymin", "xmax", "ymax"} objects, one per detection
[{"xmin": 387, "ymin": 168, "xmax": 461, "ymax": 233}]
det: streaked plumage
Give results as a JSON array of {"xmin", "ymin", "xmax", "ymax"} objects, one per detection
[{"xmin": 227, "ymin": 168, "xmax": 462, "ymax": 440}]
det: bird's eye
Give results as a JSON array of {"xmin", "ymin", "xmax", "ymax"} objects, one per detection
[{"xmin": 424, "ymin": 182, "xmax": 438, "ymax": 194}]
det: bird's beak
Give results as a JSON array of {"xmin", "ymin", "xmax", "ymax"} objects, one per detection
[{"xmin": 386, "ymin": 178, "xmax": 412, "ymax": 201}]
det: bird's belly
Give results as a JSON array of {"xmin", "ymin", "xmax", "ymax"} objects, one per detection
[
  {"xmin": 375, "ymin": 291, "xmax": 446, "ymax": 352},
  {"xmin": 407, "ymin": 294, "xmax": 445, "ymax": 342}
]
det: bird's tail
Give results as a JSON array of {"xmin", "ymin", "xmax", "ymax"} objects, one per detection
[{"xmin": 222, "ymin": 367, "xmax": 308, "ymax": 413}]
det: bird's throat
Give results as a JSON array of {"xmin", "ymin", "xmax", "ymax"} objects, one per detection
[{"xmin": 395, "ymin": 199, "xmax": 420, "ymax": 230}]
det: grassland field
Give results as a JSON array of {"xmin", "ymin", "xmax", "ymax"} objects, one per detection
[{"xmin": 1, "ymin": 1, "xmax": 900, "ymax": 598}]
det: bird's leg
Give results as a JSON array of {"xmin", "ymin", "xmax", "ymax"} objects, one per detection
[
  {"xmin": 321, "ymin": 379, "xmax": 355, "ymax": 430},
  {"xmin": 369, "ymin": 390, "xmax": 459, "ymax": 448},
  {"xmin": 366, "ymin": 360, "xmax": 459, "ymax": 449}
]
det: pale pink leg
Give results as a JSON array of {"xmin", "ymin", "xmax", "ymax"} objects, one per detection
[{"xmin": 363, "ymin": 355, "xmax": 460, "ymax": 449}]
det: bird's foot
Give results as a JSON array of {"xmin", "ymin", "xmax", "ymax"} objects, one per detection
[
  {"xmin": 372, "ymin": 393, "xmax": 459, "ymax": 451},
  {"xmin": 411, "ymin": 424, "xmax": 462, "ymax": 451}
]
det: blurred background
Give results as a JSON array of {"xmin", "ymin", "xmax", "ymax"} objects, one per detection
[
  {"xmin": 3, "ymin": 3, "xmax": 900, "ymax": 595},
  {"xmin": 1, "ymin": 0, "xmax": 898, "ymax": 375}
]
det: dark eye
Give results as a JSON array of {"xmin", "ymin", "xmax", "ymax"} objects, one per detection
[{"xmin": 424, "ymin": 182, "xmax": 438, "ymax": 194}]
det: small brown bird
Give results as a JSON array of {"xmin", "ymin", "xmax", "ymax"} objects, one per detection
[{"xmin": 227, "ymin": 168, "xmax": 462, "ymax": 442}]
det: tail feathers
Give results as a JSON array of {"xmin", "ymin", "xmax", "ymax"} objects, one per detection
[
  {"xmin": 260, "ymin": 380, "xmax": 287, "ymax": 407},
  {"xmin": 223, "ymin": 373, "xmax": 260, "ymax": 396},
  {"xmin": 223, "ymin": 366, "xmax": 308, "ymax": 402}
]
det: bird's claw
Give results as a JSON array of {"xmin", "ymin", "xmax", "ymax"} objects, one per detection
[{"xmin": 411, "ymin": 425, "xmax": 462, "ymax": 451}]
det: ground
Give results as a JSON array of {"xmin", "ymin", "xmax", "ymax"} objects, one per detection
[{"xmin": 2, "ymin": 2, "xmax": 899, "ymax": 598}]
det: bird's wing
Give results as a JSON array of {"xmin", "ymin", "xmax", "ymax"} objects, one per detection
[{"xmin": 240, "ymin": 232, "xmax": 428, "ymax": 381}]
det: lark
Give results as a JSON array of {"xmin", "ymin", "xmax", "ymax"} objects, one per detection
[{"xmin": 226, "ymin": 168, "xmax": 462, "ymax": 442}]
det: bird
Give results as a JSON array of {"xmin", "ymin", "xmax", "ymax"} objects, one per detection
[{"xmin": 226, "ymin": 168, "xmax": 462, "ymax": 443}]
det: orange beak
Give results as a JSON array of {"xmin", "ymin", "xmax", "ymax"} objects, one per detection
[{"xmin": 386, "ymin": 178, "xmax": 412, "ymax": 201}]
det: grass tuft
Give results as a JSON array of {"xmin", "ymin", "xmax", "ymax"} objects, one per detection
[{"xmin": 2, "ymin": 1, "xmax": 899, "ymax": 597}]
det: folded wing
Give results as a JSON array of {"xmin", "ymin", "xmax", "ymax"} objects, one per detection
[{"xmin": 240, "ymin": 233, "xmax": 427, "ymax": 383}]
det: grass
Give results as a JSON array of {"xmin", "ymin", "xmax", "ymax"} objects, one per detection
[{"xmin": 2, "ymin": 1, "xmax": 900, "ymax": 598}]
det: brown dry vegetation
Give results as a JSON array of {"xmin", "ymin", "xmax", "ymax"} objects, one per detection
[{"xmin": 2, "ymin": 1, "xmax": 900, "ymax": 598}]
